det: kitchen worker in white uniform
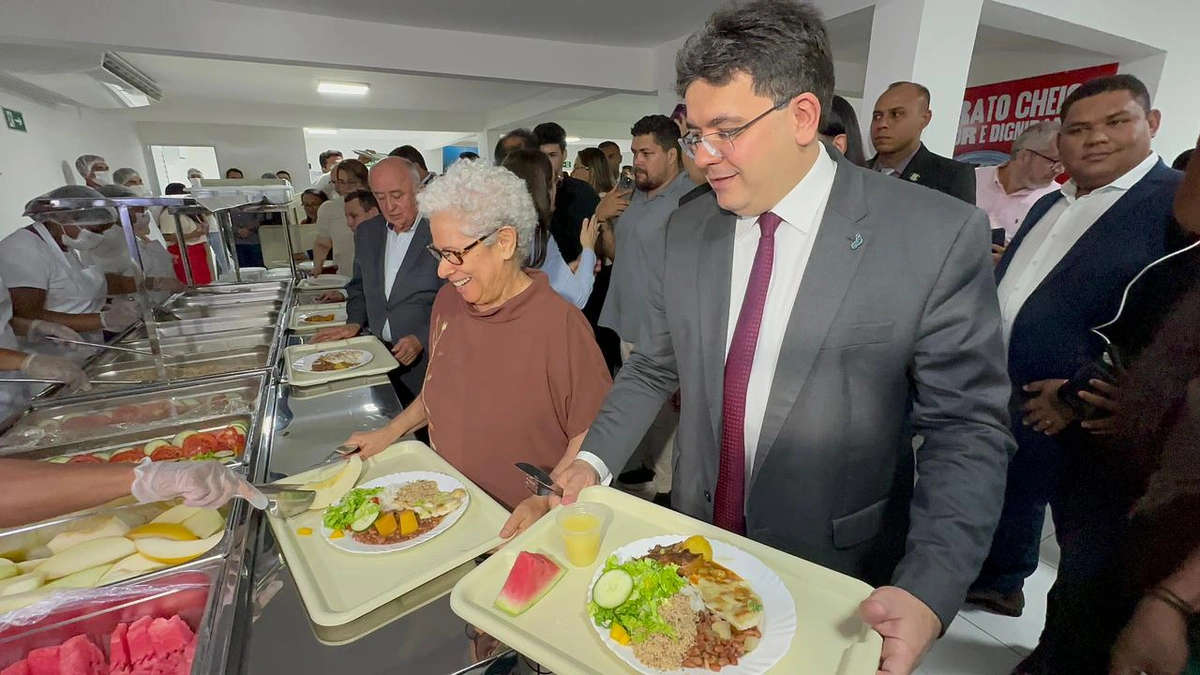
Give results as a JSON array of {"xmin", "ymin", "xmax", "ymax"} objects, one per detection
[
  {"xmin": 0, "ymin": 271, "xmax": 90, "ymax": 417},
  {"xmin": 112, "ymin": 167, "xmax": 168, "ymax": 247},
  {"xmin": 0, "ymin": 186, "xmax": 140, "ymax": 343}
]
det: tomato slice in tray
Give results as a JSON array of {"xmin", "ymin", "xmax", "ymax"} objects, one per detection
[
  {"xmin": 67, "ymin": 453, "xmax": 104, "ymax": 463},
  {"xmin": 150, "ymin": 445, "xmax": 186, "ymax": 461},
  {"xmin": 214, "ymin": 427, "xmax": 245, "ymax": 454},
  {"xmin": 182, "ymin": 432, "xmax": 221, "ymax": 458},
  {"xmin": 108, "ymin": 448, "xmax": 147, "ymax": 463},
  {"xmin": 109, "ymin": 404, "xmax": 143, "ymax": 424}
]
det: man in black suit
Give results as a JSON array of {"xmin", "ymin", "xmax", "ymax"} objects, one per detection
[
  {"xmin": 869, "ymin": 81, "xmax": 976, "ymax": 204},
  {"xmin": 534, "ymin": 122, "xmax": 601, "ymax": 263}
]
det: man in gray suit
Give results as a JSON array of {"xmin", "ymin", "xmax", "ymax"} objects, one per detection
[
  {"xmin": 313, "ymin": 157, "xmax": 442, "ymax": 403},
  {"xmin": 555, "ymin": 2, "xmax": 1014, "ymax": 672}
]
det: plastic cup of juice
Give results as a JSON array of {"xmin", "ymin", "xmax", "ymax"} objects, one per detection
[{"xmin": 556, "ymin": 503, "xmax": 612, "ymax": 567}]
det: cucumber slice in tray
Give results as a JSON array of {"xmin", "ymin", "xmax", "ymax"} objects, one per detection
[
  {"xmin": 349, "ymin": 503, "xmax": 381, "ymax": 532},
  {"xmin": 592, "ymin": 569, "xmax": 634, "ymax": 609}
]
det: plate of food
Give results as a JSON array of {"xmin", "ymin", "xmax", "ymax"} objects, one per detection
[
  {"xmin": 585, "ymin": 535, "xmax": 795, "ymax": 674},
  {"xmin": 292, "ymin": 348, "xmax": 373, "ymax": 373},
  {"xmin": 319, "ymin": 471, "xmax": 470, "ymax": 554},
  {"xmin": 297, "ymin": 309, "xmax": 346, "ymax": 325},
  {"xmin": 299, "ymin": 274, "xmax": 351, "ymax": 290}
]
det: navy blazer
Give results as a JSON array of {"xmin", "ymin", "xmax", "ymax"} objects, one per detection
[{"xmin": 997, "ymin": 159, "xmax": 1183, "ymax": 390}]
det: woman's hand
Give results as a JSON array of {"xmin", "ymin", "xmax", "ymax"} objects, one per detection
[
  {"xmin": 1109, "ymin": 596, "xmax": 1190, "ymax": 675},
  {"xmin": 1021, "ymin": 379, "xmax": 1073, "ymax": 435},
  {"xmin": 344, "ymin": 427, "xmax": 400, "ymax": 460},
  {"xmin": 499, "ymin": 495, "xmax": 559, "ymax": 539},
  {"xmin": 579, "ymin": 217, "xmax": 599, "ymax": 252},
  {"xmin": 1079, "ymin": 379, "xmax": 1121, "ymax": 434}
]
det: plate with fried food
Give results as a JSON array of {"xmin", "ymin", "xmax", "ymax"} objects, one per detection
[{"xmin": 292, "ymin": 349, "xmax": 373, "ymax": 373}]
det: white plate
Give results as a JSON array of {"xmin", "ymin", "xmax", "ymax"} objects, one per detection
[
  {"xmin": 321, "ymin": 471, "xmax": 471, "ymax": 554},
  {"xmin": 299, "ymin": 274, "xmax": 351, "ymax": 290},
  {"xmin": 298, "ymin": 260, "xmax": 337, "ymax": 271},
  {"xmin": 292, "ymin": 348, "xmax": 374, "ymax": 373},
  {"xmin": 586, "ymin": 536, "xmax": 796, "ymax": 675}
]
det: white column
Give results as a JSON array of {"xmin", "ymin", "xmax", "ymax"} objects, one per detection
[{"xmin": 861, "ymin": 0, "xmax": 983, "ymax": 156}]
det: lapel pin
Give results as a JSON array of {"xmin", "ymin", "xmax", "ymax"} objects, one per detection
[
  {"xmin": 850, "ymin": 233, "xmax": 864, "ymax": 250},
  {"xmin": 909, "ymin": 173, "xmax": 921, "ymax": 182}
]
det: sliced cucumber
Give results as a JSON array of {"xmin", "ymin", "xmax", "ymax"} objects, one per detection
[
  {"xmin": 592, "ymin": 569, "xmax": 634, "ymax": 609},
  {"xmin": 349, "ymin": 506, "xmax": 380, "ymax": 532},
  {"xmin": 213, "ymin": 450, "xmax": 235, "ymax": 459},
  {"xmin": 230, "ymin": 422, "xmax": 248, "ymax": 435},
  {"xmin": 46, "ymin": 456, "xmax": 71, "ymax": 464},
  {"xmin": 172, "ymin": 430, "xmax": 199, "ymax": 447},
  {"xmin": 143, "ymin": 440, "xmax": 170, "ymax": 452}
]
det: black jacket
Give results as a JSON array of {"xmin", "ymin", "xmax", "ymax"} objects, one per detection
[
  {"xmin": 550, "ymin": 177, "xmax": 600, "ymax": 263},
  {"xmin": 871, "ymin": 143, "xmax": 977, "ymax": 205}
]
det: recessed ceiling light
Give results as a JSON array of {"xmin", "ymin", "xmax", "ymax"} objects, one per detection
[
  {"xmin": 565, "ymin": 136, "xmax": 582, "ymax": 143},
  {"xmin": 305, "ymin": 128, "xmax": 338, "ymax": 135},
  {"xmin": 317, "ymin": 81, "xmax": 370, "ymax": 96}
]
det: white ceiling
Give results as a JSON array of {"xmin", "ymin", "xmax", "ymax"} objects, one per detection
[
  {"xmin": 220, "ymin": 0, "xmax": 724, "ymax": 47},
  {"xmin": 119, "ymin": 52, "xmax": 561, "ymax": 112}
]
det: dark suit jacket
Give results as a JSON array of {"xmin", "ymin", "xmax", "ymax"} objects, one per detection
[
  {"xmin": 550, "ymin": 177, "xmax": 600, "ymax": 263},
  {"xmin": 345, "ymin": 215, "xmax": 443, "ymax": 394},
  {"xmin": 871, "ymin": 143, "xmax": 976, "ymax": 205},
  {"xmin": 580, "ymin": 151, "xmax": 1014, "ymax": 627}
]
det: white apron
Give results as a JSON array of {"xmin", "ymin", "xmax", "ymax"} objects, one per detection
[{"xmin": 26, "ymin": 222, "xmax": 107, "ymax": 346}]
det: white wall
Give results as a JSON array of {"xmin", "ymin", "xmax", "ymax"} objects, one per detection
[
  {"xmin": 134, "ymin": 122, "xmax": 310, "ymax": 190},
  {"xmin": 0, "ymin": 85, "xmax": 146, "ymax": 238}
]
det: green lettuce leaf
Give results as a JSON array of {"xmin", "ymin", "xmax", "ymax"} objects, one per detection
[
  {"xmin": 322, "ymin": 487, "xmax": 383, "ymax": 530},
  {"xmin": 587, "ymin": 555, "xmax": 687, "ymax": 643}
]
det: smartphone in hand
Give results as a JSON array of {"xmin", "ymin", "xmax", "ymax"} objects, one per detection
[{"xmin": 991, "ymin": 228, "xmax": 1007, "ymax": 247}]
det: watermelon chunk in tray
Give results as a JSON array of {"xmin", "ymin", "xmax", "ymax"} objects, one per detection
[{"xmin": 0, "ymin": 615, "xmax": 196, "ymax": 675}]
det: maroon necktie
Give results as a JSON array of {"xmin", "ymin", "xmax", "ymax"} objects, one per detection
[{"xmin": 714, "ymin": 212, "xmax": 781, "ymax": 534}]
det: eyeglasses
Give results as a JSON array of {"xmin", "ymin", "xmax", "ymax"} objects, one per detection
[
  {"xmin": 426, "ymin": 229, "xmax": 499, "ymax": 265},
  {"xmin": 679, "ymin": 99, "xmax": 789, "ymax": 160},
  {"xmin": 1027, "ymin": 149, "xmax": 1063, "ymax": 169}
]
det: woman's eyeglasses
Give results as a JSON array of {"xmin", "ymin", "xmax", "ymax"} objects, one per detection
[{"xmin": 426, "ymin": 229, "xmax": 500, "ymax": 265}]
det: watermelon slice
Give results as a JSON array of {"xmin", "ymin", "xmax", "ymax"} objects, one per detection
[{"xmin": 494, "ymin": 551, "xmax": 566, "ymax": 616}]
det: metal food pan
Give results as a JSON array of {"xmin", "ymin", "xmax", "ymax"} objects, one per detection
[
  {"xmin": 2, "ymin": 413, "xmax": 252, "ymax": 464},
  {"xmin": 186, "ymin": 281, "xmax": 288, "ymax": 295},
  {"xmin": 131, "ymin": 315, "xmax": 281, "ymax": 339},
  {"xmin": 0, "ymin": 375, "xmax": 263, "ymax": 453},
  {"xmin": 85, "ymin": 346, "xmax": 271, "ymax": 388},
  {"xmin": 114, "ymin": 327, "xmax": 276, "ymax": 358},
  {"xmin": 165, "ymin": 290, "xmax": 286, "ymax": 309},
  {"xmin": 163, "ymin": 302, "xmax": 282, "ymax": 321},
  {"xmin": 0, "ymin": 502, "xmax": 234, "ymax": 597},
  {"xmin": 294, "ymin": 289, "xmax": 345, "ymax": 305},
  {"xmin": 0, "ymin": 565, "xmax": 218, "ymax": 671}
]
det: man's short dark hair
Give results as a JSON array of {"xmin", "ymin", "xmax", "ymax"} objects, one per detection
[
  {"xmin": 494, "ymin": 128, "xmax": 539, "ymax": 166},
  {"xmin": 1060, "ymin": 74, "xmax": 1152, "ymax": 121},
  {"xmin": 533, "ymin": 122, "xmax": 568, "ymax": 151},
  {"xmin": 631, "ymin": 115, "xmax": 682, "ymax": 166},
  {"xmin": 598, "ymin": 140, "xmax": 620, "ymax": 152},
  {"xmin": 675, "ymin": 0, "xmax": 834, "ymax": 115},
  {"xmin": 458, "ymin": 151, "xmax": 480, "ymax": 161},
  {"xmin": 886, "ymin": 81, "xmax": 932, "ymax": 107},
  {"xmin": 225, "ymin": 168, "xmax": 243, "ymax": 178},
  {"xmin": 318, "ymin": 150, "xmax": 343, "ymax": 170},
  {"xmin": 388, "ymin": 145, "xmax": 428, "ymax": 171},
  {"xmin": 344, "ymin": 189, "xmax": 379, "ymax": 213}
]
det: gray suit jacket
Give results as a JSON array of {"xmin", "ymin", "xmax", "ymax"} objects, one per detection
[
  {"xmin": 346, "ymin": 215, "xmax": 443, "ymax": 394},
  {"xmin": 580, "ymin": 152, "xmax": 1015, "ymax": 627}
]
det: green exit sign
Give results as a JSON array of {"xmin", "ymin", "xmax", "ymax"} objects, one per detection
[{"xmin": 4, "ymin": 108, "xmax": 26, "ymax": 133}]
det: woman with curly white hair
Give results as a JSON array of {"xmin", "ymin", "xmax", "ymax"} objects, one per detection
[{"xmin": 346, "ymin": 160, "xmax": 612, "ymax": 535}]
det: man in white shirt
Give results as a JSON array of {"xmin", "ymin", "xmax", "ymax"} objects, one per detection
[
  {"xmin": 976, "ymin": 121, "xmax": 1063, "ymax": 261},
  {"xmin": 553, "ymin": 3, "xmax": 1013, "ymax": 673},
  {"xmin": 313, "ymin": 150, "xmax": 344, "ymax": 199},
  {"xmin": 970, "ymin": 74, "xmax": 1184, "ymax": 675},
  {"xmin": 312, "ymin": 157, "xmax": 442, "ymax": 404}
]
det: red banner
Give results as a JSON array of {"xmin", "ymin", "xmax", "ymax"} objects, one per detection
[{"xmin": 953, "ymin": 63, "xmax": 1119, "ymax": 164}]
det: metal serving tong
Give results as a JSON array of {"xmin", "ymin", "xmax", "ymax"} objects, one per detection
[{"xmin": 46, "ymin": 335, "xmax": 156, "ymax": 357}]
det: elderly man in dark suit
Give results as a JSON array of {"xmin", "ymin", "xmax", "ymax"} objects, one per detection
[
  {"xmin": 869, "ymin": 81, "xmax": 977, "ymax": 204},
  {"xmin": 313, "ymin": 157, "xmax": 443, "ymax": 404},
  {"xmin": 554, "ymin": 2, "xmax": 1014, "ymax": 673}
]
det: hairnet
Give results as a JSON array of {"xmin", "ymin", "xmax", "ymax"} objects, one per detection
[
  {"xmin": 260, "ymin": 172, "xmax": 277, "ymax": 180},
  {"xmin": 112, "ymin": 168, "xmax": 141, "ymax": 185},
  {"xmin": 96, "ymin": 184, "xmax": 139, "ymax": 199},
  {"xmin": 24, "ymin": 185, "xmax": 118, "ymax": 227},
  {"xmin": 74, "ymin": 154, "xmax": 106, "ymax": 178}
]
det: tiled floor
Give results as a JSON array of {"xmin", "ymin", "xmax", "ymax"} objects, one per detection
[{"xmin": 919, "ymin": 515, "xmax": 1059, "ymax": 675}]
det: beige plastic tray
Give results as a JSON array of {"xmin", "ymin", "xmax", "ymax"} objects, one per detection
[
  {"xmin": 267, "ymin": 441, "xmax": 510, "ymax": 628},
  {"xmin": 284, "ymin": 336, "xmax": 399, "ymax": 388},
  {"xmin": 450, "ymin": 487, "xmax": 883, "ymax": 675},
  {"xmin": 288, "ymin": 302, "xmax": 348, "ymax": 332}
]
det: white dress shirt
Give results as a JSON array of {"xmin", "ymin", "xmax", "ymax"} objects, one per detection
[
  {"xmin": 997, "ymin": 152, "xmax": 1159, "ymax": 345},
  {"xmin": 579, "ymin": 144, "xmax": 837, "ymax": 490},
  {"xmin": 381, "ymin": 217, "xmax": 418, "ymax": 342}
]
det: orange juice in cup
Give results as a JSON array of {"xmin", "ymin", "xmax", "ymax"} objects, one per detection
[{"xmin": 556, "ymin": 503, "xmax": 611, "ymax": 567}]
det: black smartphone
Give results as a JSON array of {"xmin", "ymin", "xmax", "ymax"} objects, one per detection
[
  {"xmin": 991, "ymin": 228, "xmax": 1007, "ymax": 247},
  {"xmin": 1058, "ymin": 357, "xmax": 1120, "ymax": 420}
]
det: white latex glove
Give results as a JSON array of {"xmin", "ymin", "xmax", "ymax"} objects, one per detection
[
  {"xmin": 99, "ymin": 302, "xmax": 140, "ymax": 331},
  {"xmin": 20, "ymin": 353, "xmax": 91, "ymax": 392},
  {"xmin": 131, "ymin": 459, "xmax": 268, "ymax": 509},
  {"xmin": 27, "ymin": 320, "xmax": 83, "ymax": 343}
]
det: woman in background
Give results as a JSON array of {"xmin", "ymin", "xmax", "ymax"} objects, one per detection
[
  {"xmin": 300, "ymin": 189, "xmax": 329, "ymax": 225},
  {"xmin": 156, "ymin": 183, "xmax": 216, "ymax": 285},
  {"xmin": 570, "ymin": 147, "xmax": 616, "ymax": 197},
  {"xmin": 503, "ymin": 149, "xmax": 598, "ymax": 309},
  {"xmin": 820, "ymin": 94, "xmax": 868, "ymax": 167}
]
